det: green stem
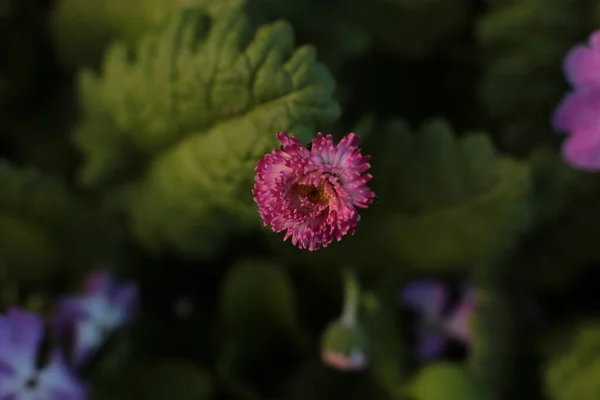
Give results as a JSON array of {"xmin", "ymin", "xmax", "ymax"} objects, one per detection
[{"xmin": 340, "ymin": 268, "xmax": 360, "ymax": 326}]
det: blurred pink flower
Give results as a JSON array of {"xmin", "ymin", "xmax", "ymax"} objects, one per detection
[
  {"xmin": 553, "ymin": 30, "xmax": 600, "ymax": 170},
  {"xmin": 253, "ymin": 132, "xmax": 375, "ymax": 251}
]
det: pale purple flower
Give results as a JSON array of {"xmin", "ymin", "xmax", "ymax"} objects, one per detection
[
  {"xmin": 252, "ymin": 132, "xmax": 375, "ymax": 251},
  {"xmin": 54, "ymin": 271, "xmax": 138, "ymax": 366},
  {"xmin": 553, "ymin": 30, "xmax": 600, "ymax": 170},
  {"xmin": 0, "ymin": 308, "xmax": 87, "ymax": 399},
  {"xmin": 400, "ymin": 280, "xmax": 476, "ymax": 360}
]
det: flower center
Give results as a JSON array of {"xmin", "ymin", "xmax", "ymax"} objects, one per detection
[
  {"xmin": 293, "ymin": 183, "xmax": 329, "ymax": 205},
  {"xmin": 24, "ymin": 375, "xmax": 39, "ymax": 389}
]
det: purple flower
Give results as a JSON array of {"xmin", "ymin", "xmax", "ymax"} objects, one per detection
[
  {"xmin": 54, "ymin": 271, "xmax": 138, "ymax": 366},
  {"xmin": 400, "ymin": 280, "xmax": 476, "ymax": 360},
  {"xmin": 252, "ymin": 132, "xmax": 375, "ymax": 251},
  {"xmin": 553, "ymin": 30, "xmax": 600, "ymax": 170},
  {"xmin": 0, "ymin": 307, "xmax": 87, "ymax": 399}
]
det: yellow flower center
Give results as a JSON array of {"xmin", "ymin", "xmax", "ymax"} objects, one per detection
[{"xmin": 293, "ymin": 183, "xmax": 329, "ymax": 204}]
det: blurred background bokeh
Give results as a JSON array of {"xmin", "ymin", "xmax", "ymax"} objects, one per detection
[{"xmin": 1, "ymin": 0, "xmax": 600, "ymax": 398}]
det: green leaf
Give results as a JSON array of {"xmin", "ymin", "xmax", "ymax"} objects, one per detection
[
  {"xmin": 361, "ymin": 291, "xmax": 410, "ymax": 398},
  {"xmin": 544, "ymin": 320, "xmax": 600, "ymax": 400},
  {"xmin": 285, "ymin": 360, "xmax": 389, "ymax": 400},
  {"xmin": 477, "ymin": 0, "xmax": 592, "ymax": 154},
  {"xmin": 269, "ymin": 118, "xmax": 532, "ymax": 271},
  {"xmin": 50, "ymin": 0, "xmax": 219, "ymax": 68},
  {"xmin": 115, "ymin": 360, "xmax": 213, "ymax": 400},
  {"xmin": 408, "ymin": 362, "xmax": 490, "ymax": 400},
  {"xmin": 74, "ymin": 7, "xmax": 340, "ymax": 256},
  {"xmin": 467, "ymin": 284, "xmax": 515, "ymax": 398},
  {"xmin": 0, "ymin": 161, "xmax": 100, "ymax": 283},
  {"xmin": 375, "ymin": 118, "xmax": 532, "ymax": 268},
  {"xmin": 217, "ymin": 260, "xmax": 305, "ymax": 399},
  {"xmin": 321, "ymin": 319, "xmax": 369, "ymax": 367},
  {"xmin": 511, "ymin": 169, "xmax": 600, "ymax": 289},
  {"xmin": 528, "ymin": 147, "xmax": 579, "ymax": 225},
  {"xmin": 219, "ymin": 259, "xmax": 300, "ymax": 337}
]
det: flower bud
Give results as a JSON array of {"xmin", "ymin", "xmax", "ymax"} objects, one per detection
[
  {"xmin": 320, "ymin": 268, "xmax": 369, "ymax": 371},
  {"xmin": 321, "ymin": 319, "xmax": 369, "ymax": 371}
]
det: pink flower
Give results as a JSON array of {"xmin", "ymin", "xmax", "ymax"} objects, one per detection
[
  {"xmin": 553, "ymin": 30, "xmax": 600, "ymax": 170},
  {"xmin": 252, "ymin": 132, "xmax": 375, "ymax": 251}
]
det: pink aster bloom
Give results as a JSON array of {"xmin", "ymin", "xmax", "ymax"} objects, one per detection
[
  {"xmin": 252, "ymin": 132, "xmax": 375, "ymax": 251},
  {"xmin": 553, "ymin": 30, "xmax": 600, "ymax": 170}
]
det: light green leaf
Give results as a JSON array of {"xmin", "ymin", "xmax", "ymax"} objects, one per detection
[
  {"xmin": 408, "ymin": 362, "xmax": 490, "ymax": 400},
  {"xmin": 544, "ymin": 320, "xmax": 600, "ymax": 400},
  {"xmin": 74, "ymin": 7, "xmax": 340, "ymax": 256},
  {"xmin": 219, "ymin": 259, "xmax": 300, "ymax": 337}
]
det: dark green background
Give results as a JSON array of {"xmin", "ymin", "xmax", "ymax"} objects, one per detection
[{"xmin": 1, "ymin": 0, "xmax": 599, "ymax": 399}]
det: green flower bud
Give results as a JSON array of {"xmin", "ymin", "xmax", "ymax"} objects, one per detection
[
  {"xmin": 321, "ymin": 319, "xmax": 369, "ymax": 371},
  {"xmin": 320, "ymin": 269, "xmax": 369, "ymax": 371}
]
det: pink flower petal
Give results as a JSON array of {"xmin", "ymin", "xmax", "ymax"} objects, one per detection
[
  {"xmin": 552, "ymin": 91, "xmax": 600, "ymax": 133},
  {"xmin": 564, "ymin": 30, "xmax": 600, "ymax": 90},
  {"xmin": 561, "ymin": 128, "xmax": 600, "ymax": 171}
]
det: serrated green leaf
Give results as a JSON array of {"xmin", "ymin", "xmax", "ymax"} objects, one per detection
[
  {"xmin": 367, "ymin": 118, "xmax": 532, "ymax": 268},
  {"xmin": 408, "ymin": 362, "xmax": 490, "ymax": 400},
  {"xmin": 73, "ymin": 7, "xmax": 340, "ymax": 256},
  {"xmin": 379, "ymin": 118, "xmax": 532, "ymax": 267},
  {"xmin": 544, "ymin": 320, "xmax": 600, "ymax": 400},
  {"xmin": 219, "ymin": 259, "xmax": 300, "ymax": 337},
  {"xmin": 477, "ymin": 0, "xmax": 592, "ymax": 154},
  {"xmin": 268, "ymin": 117, "xmax": 532, "ymax": 271},
  {"xmin": 116, "ymin": 360, "xmax": 213, "ymax": 400}
]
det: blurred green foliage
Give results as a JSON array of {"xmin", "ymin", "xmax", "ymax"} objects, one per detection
[
  {"xmin": 0, "ymin": 0, "xmax": 599, "ymax": 398},
  {"xmin": 544, "ymin": 320, "xmax": 600, "ymax": 400}
]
